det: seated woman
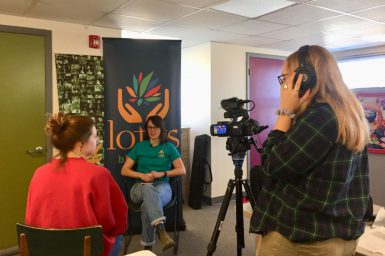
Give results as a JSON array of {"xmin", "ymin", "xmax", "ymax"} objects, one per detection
[
  {"xmin": 121, "ymin": 115, "xmax": 186, "ymax": 251},
  {"xmin": 25, "ymin": 113, "xmax": 128, "ymax": 256}
]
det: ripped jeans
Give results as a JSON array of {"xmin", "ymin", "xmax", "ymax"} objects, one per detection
[{"xmin": 130, "ymin": 181, "xmax": 172, "ymax": 246}]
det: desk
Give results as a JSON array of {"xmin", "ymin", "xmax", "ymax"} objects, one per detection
[
  {"xmin": 243, "ymin": 203, "xmax": 384, "ymax": 256},
  {"xmin": 356, "ymin": 245, "xmax": 383, "ymax": 256},
  {"xmin": 356, "ymin": 204, "xmax": 384, "ymax": 256}
]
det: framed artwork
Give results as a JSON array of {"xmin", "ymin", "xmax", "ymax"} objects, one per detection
[{"xmin": 353, "ymin": 87, "xmax": 385, "ymax": 154}]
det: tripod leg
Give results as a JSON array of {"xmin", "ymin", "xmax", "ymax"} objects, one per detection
[
  {"xmin": 235, "ymin": 179, "xmax": 244, "ymax": 256},
  {"xmin": 242, "ymin": 180, "xmax": 260, "ymax": 255},
  {"xmin": 206, "ymin": 179, "xmax": 235, "ymax": 256},
  {"xmin": 242, "ymin": 179, "xmax": 256, "ymax": 209}
]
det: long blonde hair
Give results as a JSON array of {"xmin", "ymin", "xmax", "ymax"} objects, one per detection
[{"xmin": 287, "ymin": 45, "xmax": 369, "ymax": 153}]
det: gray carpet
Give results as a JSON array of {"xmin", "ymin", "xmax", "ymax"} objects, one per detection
[{"xmin": 124, "ymin": 200, "xmax": 257, "ymax": 256}]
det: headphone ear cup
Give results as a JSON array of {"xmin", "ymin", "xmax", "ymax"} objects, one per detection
[{"xmin": 294, "ymin": 65, "xmax": 316, "ymax": 97}]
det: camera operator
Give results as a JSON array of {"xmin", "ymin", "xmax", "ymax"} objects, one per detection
[{"xmin": 249, "ymin": 45, "xmax": 370, "ymax": 256}]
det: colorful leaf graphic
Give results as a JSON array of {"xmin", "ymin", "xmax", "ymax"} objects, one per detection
[
  {"xmin": 126, "ymin": 86, "xmax": 137, "ymax": 98},
  {"xmin": 139, "ymin": 72, "xmax": 153, "ymax": 97},
  {"xmin": 127, "ymin": 71, "xmax": 162, "ymax": 107},
  {"xmin": 133, "ymin": 75, "xmax": 138, "ymax": 94},
  {"xmin": 147, "ymin": 78, "xmax": 159, "ymax": 90},
  {"xmin": 145, "ymin": 96, "xmax": 161, "ymax": 102},
  {"xmin": 144, "ymin": 84, "xmax": 161, "ymax": 98}
]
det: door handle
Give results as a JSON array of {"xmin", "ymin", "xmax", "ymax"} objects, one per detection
[{"xmin": 26, "ymin": 146, "xmax": 45, "ymax": 155}]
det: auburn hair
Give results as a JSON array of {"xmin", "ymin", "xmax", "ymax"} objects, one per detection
[{"xmin": 45, "ymin": 113, "xmax": 95, "ymax": 164}]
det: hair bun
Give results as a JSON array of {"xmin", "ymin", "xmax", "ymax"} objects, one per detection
[
  {"xmin": 45, "ymin": 113, "xmax": 68, "ymax": 136},
  {"xmin": 57, "ymin": 113, "xmax": 69, "ymax": 131}
]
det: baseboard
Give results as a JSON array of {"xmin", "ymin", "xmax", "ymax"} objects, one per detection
[{"xmin": 0, "ymin": 246, "xmax": 18, "ymax": 256}]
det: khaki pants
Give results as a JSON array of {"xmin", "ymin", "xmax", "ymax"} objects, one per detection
[{"xmin": 258, "ymin": 231, "xmax": 357, "ymax": 256}]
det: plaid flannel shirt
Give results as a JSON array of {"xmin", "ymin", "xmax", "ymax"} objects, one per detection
[{"xmin": 250, "ymin": 103, "xmax": 369, "ymax": 242}]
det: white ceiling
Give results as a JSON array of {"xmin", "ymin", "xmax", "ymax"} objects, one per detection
[{"xmin": 1, "ymin": 0, "xmax": 385, "ymax": 52}]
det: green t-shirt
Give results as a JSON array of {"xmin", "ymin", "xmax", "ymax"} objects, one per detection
[{"xmin": 126, "ymin": 140, "xmax": 181, "ymax": 182}]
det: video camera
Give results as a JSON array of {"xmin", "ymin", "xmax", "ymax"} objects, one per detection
[
  {"xmin": 210, "ymin": 97, "xmax": 267, "ymax": 155},
  {"xmin": 210, "ymin": 97, "xmax": 267, "ymax": 138}
]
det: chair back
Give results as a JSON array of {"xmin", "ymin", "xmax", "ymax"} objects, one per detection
[{"xmin": 16, "ymin": 223, "xmax": 104, "ymax": 256}]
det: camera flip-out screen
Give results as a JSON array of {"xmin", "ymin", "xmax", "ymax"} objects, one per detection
[{"xmin": 211, "ymin": 124, "xmax": 228, "ymax": 136}]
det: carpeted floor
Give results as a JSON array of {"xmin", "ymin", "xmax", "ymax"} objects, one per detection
[{"xmin": 124, "ymin": 200, "xmax": 257, "ymax": 256}]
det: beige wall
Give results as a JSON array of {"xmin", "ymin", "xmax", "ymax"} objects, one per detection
[
  {"xmin": 181, "ymin": 43, "xmax": 211, "ymax": 174},
  {"xmin": 210, "ymin": 42, "xmax": 288, "ymax": 198},
  {"xmin": 0, "ymin": 14, "xmax": 120, "ymax": 54}
]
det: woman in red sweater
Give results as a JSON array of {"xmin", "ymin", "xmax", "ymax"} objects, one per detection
[{"xmin": 25, "ymin": 113, "xmax": 128, "ymax": 256}]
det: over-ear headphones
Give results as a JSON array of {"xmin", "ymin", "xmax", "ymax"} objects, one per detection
[{"xmin": 293, "ymin": 45, "xmax": 316, "ymax": 97}]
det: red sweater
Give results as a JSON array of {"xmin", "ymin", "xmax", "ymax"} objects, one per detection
[{"xmin": 26, "ymin": 158, "xmax": 128, "ymax": 256}]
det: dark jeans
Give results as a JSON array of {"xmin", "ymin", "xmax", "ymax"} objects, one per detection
[{"xmin": 109, "ymin": 235, "xmax": 123, "ymax": 256}]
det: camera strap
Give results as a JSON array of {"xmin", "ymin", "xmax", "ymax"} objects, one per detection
[{"xmin": 202, "ymin": 157, "xmax": 213, "ymax": 192}]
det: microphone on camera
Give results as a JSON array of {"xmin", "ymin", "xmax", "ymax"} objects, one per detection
[
  {"xmin": 255, "ymin": 125, "xmax": 268, "ymax": 134},
  {"xmin": 259, "ymin": 125, "xmax": 268, "ymax": 131}
]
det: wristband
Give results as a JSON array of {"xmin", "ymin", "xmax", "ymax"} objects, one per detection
[
  {"xmin": 275, "ymin": 109, "xmax": 295, "ymax": 119},
  {"xmin": 163, "ymin": 171, "xmax": 167, "ymax": 177}
]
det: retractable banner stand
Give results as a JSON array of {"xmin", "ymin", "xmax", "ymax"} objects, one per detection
[{"xmin": 103, "ymin": 38, "xmax": 184, "ymax": 231}]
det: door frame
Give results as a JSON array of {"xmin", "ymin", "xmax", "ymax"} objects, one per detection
[
  {"xmin": 0, "ymin": 25, "xmax": 53, "ymax": 159},
  {"xmin": 246, "ymin": 52, "xmax": 285, "ymax": 178}
]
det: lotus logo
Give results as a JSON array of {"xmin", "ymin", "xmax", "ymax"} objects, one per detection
[{"xmin": 118, "ymin": 72, "xmax": 169, "ymax": 123}]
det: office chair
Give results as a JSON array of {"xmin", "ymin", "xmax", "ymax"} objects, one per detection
[
  {"xmin": 16, "ymin": 223, "xmax": 103, "ymax": 256},
  {"xmin": 123, "ymin": 176, "xmax": 180, "ymax": 255}
]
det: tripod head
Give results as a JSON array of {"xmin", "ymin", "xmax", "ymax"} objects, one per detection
[{"xmin": 225, "ymin": 136, "xmax": 263, "ymax": 157}]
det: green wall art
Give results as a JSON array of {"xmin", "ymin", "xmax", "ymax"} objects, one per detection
[{"xmin": 55, "ymin": 54, "xmax": 104, "ymax": 164}]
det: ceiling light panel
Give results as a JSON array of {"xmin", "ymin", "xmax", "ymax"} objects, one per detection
[
  {"xmin": 115, "ymin": 0, "xmax": 199, "ymax": 22},
  {"xmin": 211, "ymin": 0, "xmax": 296, "ymax": 18}
]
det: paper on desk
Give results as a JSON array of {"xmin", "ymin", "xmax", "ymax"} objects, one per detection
[
  {"xmin": 358, "ymin": 207, "xmax": 385, "ymax": 255},
  {"xmin": 358, "ymin": 227, "xmax": 385, "ymax": 255},
  {"xmin": 372, "ymin": 207, "xmax": 385, "ymax": 229}
]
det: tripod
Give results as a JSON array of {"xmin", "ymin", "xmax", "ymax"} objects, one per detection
[{"xmin": 206, "ymin": 151, "xmax": 257, "ymax": 256}]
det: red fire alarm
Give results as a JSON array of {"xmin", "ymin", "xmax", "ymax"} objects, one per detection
[{"xmin": 89, "ymin": 35, "xmax": 101, "ymax": 49}]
